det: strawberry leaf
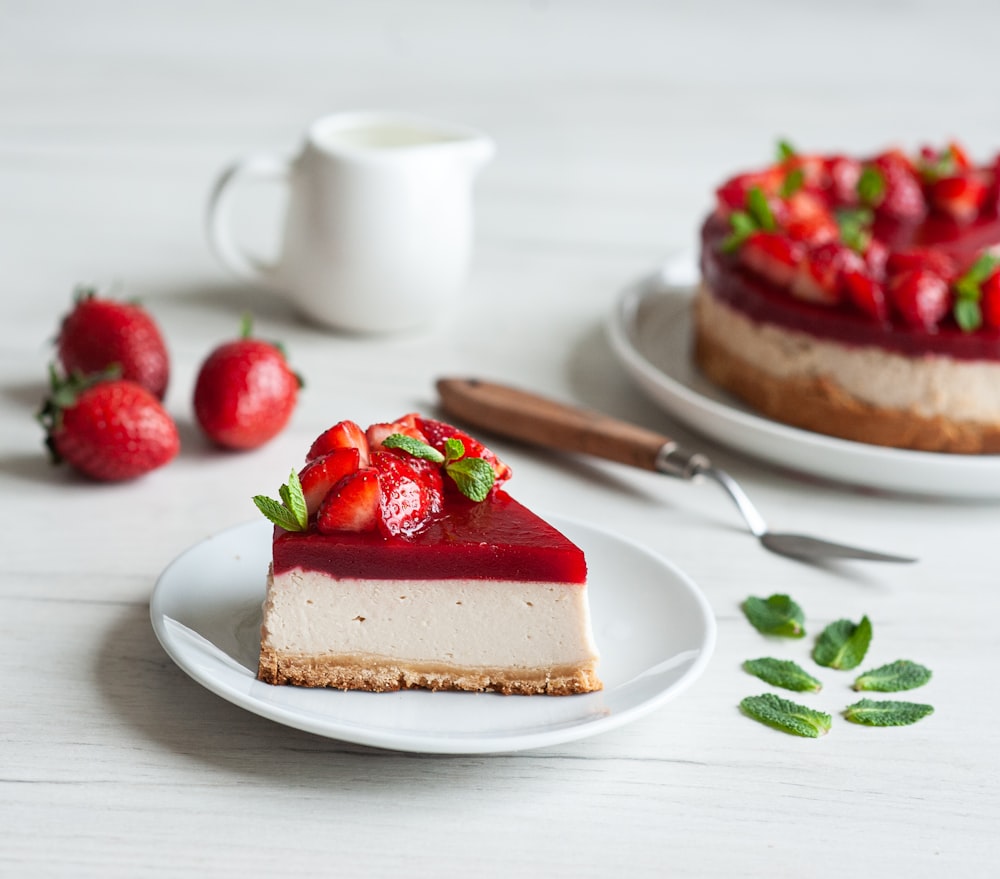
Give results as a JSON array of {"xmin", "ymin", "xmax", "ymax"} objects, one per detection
[
  {"xmin": 812, "ymin": 616, "xmax": 872, "ymax": 670},
  {"xmin": 446, "ymin": 457, "xmax": 495, "ymax": 502},
  {"xmin": 382, "ymin": 433, "xmax": 445, "ymax": 463}
]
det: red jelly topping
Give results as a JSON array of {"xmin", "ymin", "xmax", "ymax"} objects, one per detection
[
  {"xmin": 273, "ymin": 490, "xmax": 587, "ymax": 583},
  {"xmin": 703, "ymin": 215, "xmax": 1000, "ymax": 361}
]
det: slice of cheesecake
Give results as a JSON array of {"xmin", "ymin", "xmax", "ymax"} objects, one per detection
[{"xmin": 253, "ymin": 414, "xmax": 601, "ymax": 695}]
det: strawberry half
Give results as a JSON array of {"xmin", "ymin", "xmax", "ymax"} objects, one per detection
[
  {"xmin": 791, "ymin": 242, "xmax": 863, "ymax": 305},
  {"xmin": 886, "ymin": 248, "xmax": 957, "ymax": 282},
  {"xmin": 738, "ymin": 231, "xmax": 803, "ymax": 289},
  {"xmin": 925, "ymin": 174, "xmax": 988, "ymax": 223},
  {"xmin": 842, "ymin": 270, "xmax": 889, "ymax": 322},
  {"xmin": 980, "ymin": 270, "xmax": 1000, "ymax": 329},
  {"xmin": 316, "ymin": 468, "xmax": 381, "ymax": 534},
  {"xmin": 783, "ymin": 192, "xmax": 839, "ymax": 244},
  {"xmin": 888, "ymin": 268, "xmax": 951, "ymax": 330},
  {"xmin": 868, "ymin": 151, "xmax": 926, "ymax": 221},
  {"xmin": 39, "ymin": 372, "xmax": 179, "ymax": 481},
  {"xmin": 371, "ymin": 450, "xmax": 443, "ymax": 537},
  {"xmin": 416, "ymin": 417, "xmax": 512, "ymax": 488},
  {"xmin": 57, "ymin": 288, "xmax": 170, "ymax": 399},
  {"xmin": 298, "ymin": 448, "xmax": 361, "ymax": 516},
  {"xmin": 366, "ymin": 414, "xmax": 426, "ymax": 452},
  {"xmin": 307, "ymin": 419, "xmax": 370, "ymax": 465}
]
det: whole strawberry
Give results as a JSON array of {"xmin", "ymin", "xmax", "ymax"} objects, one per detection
[
  {"xmin": 193, "ymin": 317, "xmax": 301, "ymax": 450},
  {"xmin": 57, "ymin": 287, "xmax": 170, "ymax": 399},
  {"xmin": 39, "ymin": 370, "xmax": 180, "ymax": 481}
]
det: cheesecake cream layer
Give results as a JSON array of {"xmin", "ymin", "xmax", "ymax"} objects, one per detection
[
  {"xmin": 694, "ymin": 284, "xmax": 1000, "ymax": 452},
  {"xmin": 258, "ymin": 568, "xmax": 602, "ymax": 695}
]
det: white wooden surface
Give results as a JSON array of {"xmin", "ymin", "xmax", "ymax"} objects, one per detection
[{"xmin": 2, "ymin": 2, "xmax": 998, "ymax": 876}]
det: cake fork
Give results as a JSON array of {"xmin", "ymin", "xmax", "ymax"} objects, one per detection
[{"xmin": 436, "ymin": 378, "xmax": 915, "ymax": 564}]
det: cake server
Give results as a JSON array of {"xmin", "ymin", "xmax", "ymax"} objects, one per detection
[{"xmin": 436, "ymin": 378, "xmax": 915, "ymax": 564}]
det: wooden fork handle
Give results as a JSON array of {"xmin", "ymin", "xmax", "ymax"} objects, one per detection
[{"xmin": 436, "ymin": 377, "xmax": 677, "ymax": 472}]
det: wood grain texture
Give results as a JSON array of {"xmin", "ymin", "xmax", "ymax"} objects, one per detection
[{"xmin": 2, "ymin": 2, "xmax": 999, "ymax": 876}]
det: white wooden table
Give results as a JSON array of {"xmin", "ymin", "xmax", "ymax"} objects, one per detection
[{"xmin": 3, "ymin": 2, "xmax": 998, "ymax": 875}]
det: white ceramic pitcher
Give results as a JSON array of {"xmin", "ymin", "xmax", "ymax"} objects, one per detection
[{"xmin": 207, "ymin": 111, "xmax": 495, "ymax": 333}]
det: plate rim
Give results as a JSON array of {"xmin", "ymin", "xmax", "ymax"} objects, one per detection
[
  {"xmin": 606, "ymin": 263, "xmax": 1000, "ymax": 499},
  {"xmin": 150, "ymin": 517, "xmax": 717, "ymax": 754}
]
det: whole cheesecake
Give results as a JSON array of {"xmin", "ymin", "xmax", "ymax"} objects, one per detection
[
  {"xmin": 694, "ymin": 141, "xmax": 1000, "ymax": 453},
  {"xmin": 254, "ymin": 414, "xmax": 601, "ymax": 695}
]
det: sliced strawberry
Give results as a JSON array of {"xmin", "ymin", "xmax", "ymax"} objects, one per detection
[
  {"xmin": 366, "ymin": 413, "xmax": 427, "ymax": 452},
  {"xmin": 886, "ymin": 247, "xmax": 957, "ymax": 282},
  {"xmin": 307, "ymin": 419, "xmax": 370, "ymax": 464},
  {"xmin": 888, "ymin": 269, "xmax": 951, "ymax": 330},
  {"xmin": 715, "ymin": 169, "xmax": 782, "ymax": 216},
  {"xmin": 842, "ymin": 270, "xmax": 889, "ymax": 322},
  {"xmin": 824, "ymin": 155, "xmax": 863, "ymax": 205},
  {"xmin": 738, "ymin": 231, "xmax": 803, "ymax": 289},
  {"xmin": 298, "ymin": 448, "xmax": 361, "ymax": 515},
  {"xmin": 415, "ymin": 417, "xmax": 512, "ymax": 488},
  {"xmin": 316, "ymin": 467, "xmax": 381, "ymax": 534},
  {"xmin": 783, "ymin": 191, "xmax": 839, "ymax": 244},
  {"xmin": 863, "ymin": 239, "xmax": 889, "ymax": 280},
  {"xmin": 371, "ymin": 450, "xmax": 443, "ymax": 537},
  {"xmin": 925, "ymin": 174, "xmax": 988, "ymax": 223},
  {"xmin": 981, "ymin": 271, "xmax": 1000, "ymax": 329},
  {"xmin": 791, "ymin": 242, "xmax": 863, "ymax": 305},
  {"xmin": 868, "ymin": 151, "xmax": 926, "ymax": 221}
]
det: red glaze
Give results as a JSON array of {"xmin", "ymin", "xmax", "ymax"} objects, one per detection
[
  {"xmin": 273, "ymin": 490, "xmax": 587, "ymax": 583},
  {"xmin": 702, "ymin": 214, "xmax": 1000, "ymax": 360}
]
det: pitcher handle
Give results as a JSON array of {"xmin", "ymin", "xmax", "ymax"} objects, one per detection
[{"xmin": 206, "ymin": 154, "xmax": 291, "ymax": 283}]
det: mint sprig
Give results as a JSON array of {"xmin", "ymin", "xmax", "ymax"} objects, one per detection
[
  {"xmin": 743, "ymin": 658, "xmax": 822, "ymax": 693},
  {"xmin": 857, "ymin": 165, "xmax": 886, "ymax": 206},
  {"xmin": 952, "ymin": 252, "xmax": 1000, "ymax": 332},
  {"xmin": 853, "ymin": 660, "xmax": 932, "ymax": 693},
  {"xmin": 721, "ymin": 185, "xmax": 776, "ymax": 253},
  {"xmin": 383, "ymin": 433, "xmax": 496, "ymax": 502},
  {"xmin": 253, "ymin": 469, "xmax": 309, "ymax": 532},
  {"xmin": 740, "ymin": 693, "xmax": 831, "ymax": 738},
  {"xmin": 812, "ymin": 616, "xmax": 872, "ymax": 670},
  {"xmin": 844, "ymin": 699, "xmax": 934, "ymax": 727},
  {"xmin": 742, "ymin": 594, "xmax": 806, "ymax": 638},
  {"xmin": 836, "ymin": 206, "xmax": 874, "ymax": 253}
]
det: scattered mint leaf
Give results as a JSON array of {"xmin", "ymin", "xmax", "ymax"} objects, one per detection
[
  {"xmin": 740, "ymin": 693, "xmax": 831, "ymax": 738},
  {"xmin": 813, "ymin": 616, "xmax": 872, "ymax": 670},
  {"xmin": 743, "ymin": 658, "xmax": 822, "ymax": 693},
  {"xmin": 446, "ymin": 456, "xmax": 495, "ymax": 502},
  {"xmin": 857, "ymin": 165, "xmax": 886, "ymax": 206},
  {"xmin": 253, "ymin": 469, "xmax": 309, "ymax": 532},
  {"xmin": 721, "ymin": 210, "xmax": 758, "ymax": 253},
  {"xmin": 853, "ymin": 660, "xmax": 932, "ymax": 693},
  {"xmin": 742, "ymin": 594, "xmax": 806, "ymax": 638},
  {"xmin": 746, "ymin": 186, "xmax": 776, "ymax": 231},
  {"xmin": 844, "ymin": 698, "xmax": 934, "ymax": 727},
  {"xmin": 382, "ymin": 433, "xmax": 445, "ymax": 463}
]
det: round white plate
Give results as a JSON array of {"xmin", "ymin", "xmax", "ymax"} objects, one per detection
[
  {"xmin": 606, "ymin": 260, "xmax": 1000, "ymax": 499},
  {"xmin": 150, "ymin": 518, "xmax": 716, "ymax": 754}
]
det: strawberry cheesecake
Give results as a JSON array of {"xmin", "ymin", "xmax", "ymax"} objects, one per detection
[
  {"xmin": 253, "ymin": 415, "xmax": 601, "ymax": 695},
  {"xmin": 694, "ymin": 140, "xmax": 1000, "ymax": 453}
]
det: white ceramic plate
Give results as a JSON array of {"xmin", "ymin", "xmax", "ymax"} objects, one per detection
[
  {"xmin": 606, "ymin": 259, "xmax": 1000, "ymax": 499},
  {"xmin": 150, "ymin": 518, "xmax": 716, "ymax": 754}
]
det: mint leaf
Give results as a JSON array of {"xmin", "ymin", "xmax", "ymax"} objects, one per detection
[
  {"xmin": 836, "ymin": 206, "xmax": 874, "ymax": 252},
  {"xmin": 954, "ymin": 298, "xmax": 982, "ymax": 332},
  {"xmin": 746, "ymin": 186, "xmax": 776, "ymax": 231},
  {"xmin": 743, "ymin": 658, "xmax": 822, "ymax": 693},
  {"xmin": 721, "ymin": 210, "xmax": 758, "ymax": 253},
  {"xmin": 780, "ymin": 166, "xmax": 805, "ymax": 198},
  {"xmin": 445, "ymin": 456, "xmax": 495, "ymax": 502},
  {"xmin": 777, "ymin": 139, "xmax": 797, "ymax": 161},
  {"xmin": 443, "ymin": 437, "xmax": 465, "ymax": 464},
  {"xmin": 812, "ymin": 616, "xmax": 872, "ymax": 670},
  {"xmin": 253, "ymin": 469, "xmax": 309, "ymax": 532},
  {"xmin": 853, "ymin": 660, "xmax": 932, "ymax": 693},
  {"xmin": 382, "ymin": 433, "xmax": 445, "ymax": 463},
  {"xmin": 954, "ymin": 253, "xmax": 1000, "ymax": 300},
  {"xmin": 857, "ymin": 165, "xmax": 886, "ymax": 206},
  {"xmin": 844, "ymin": 698, "xmax": 934, "ymax": 727},
  {"xmin": 740, "ymin": 693, "xmax": 831, "ymax": 738},
  {"xmin": 742, "ymin": 594, "xmax": 806, "ymax": 638}
]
